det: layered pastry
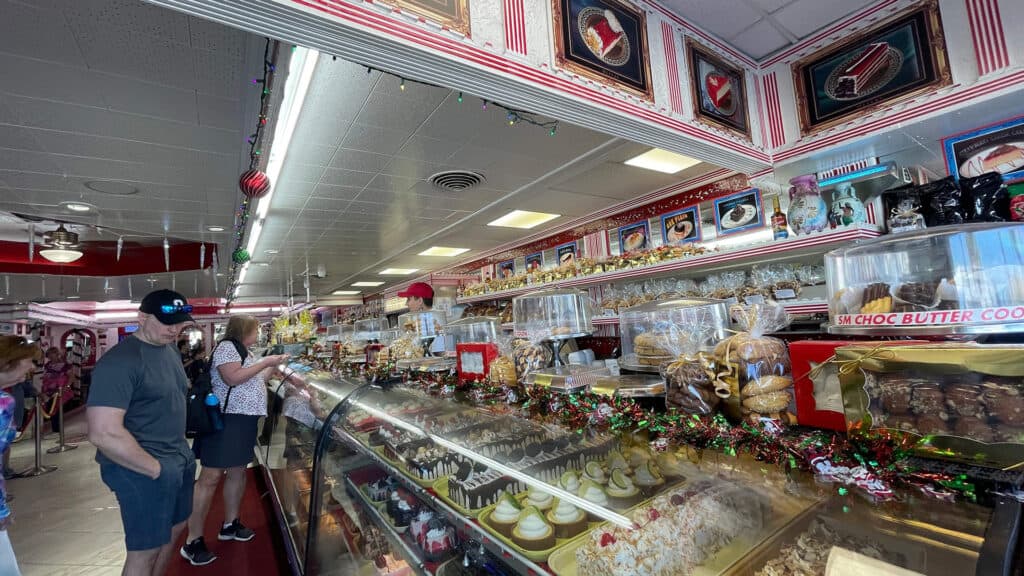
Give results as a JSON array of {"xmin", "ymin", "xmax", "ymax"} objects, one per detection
[
  {"xmin": 489, "ymin": 491, "xmax": 523, "ymax": 538},
  {"xmin": 366, "ymin": 476, "xmax": 395, "ymax": 502},
  {"xmin": 525, "ymin": 486, "xmax": 554, "ymax": 511},
  {"xmin": 418, "ymin": 518, "xmax": 457, "ymax": 562},
  {"xmin": 860, "ymin": 282, "xmax": 892, "ymax": 314},
  {"xmin": 982, "ymin": 144, "xmax": 1024, "ymax": 172},
  {"xmin": 576, "ymin": 479, "xmax": 769, "ymax": 576},
  {"xmin": 388, "ymin": 492, "xmax": 416, "ymax": 531},
  {"xmin": 409, "ymin": 508, "xmax": 435, "ymax": 544},
  {"xmin": 605, "ymin": 469, "xmax": 641, "ymax": 510},
  {"xmin": 511, "ymin": 506, "xmax": 556, "ymax": 551},
  {"xmin": 579, "ymin": 479, "xmax": 610, "ymax": 522},
  {"xmin": 448, "ymin": 461, "xmax": 517, "ymax": 511},
  {"xmin": 634, "ymin": 459, "xmax": 666, "ymax": 496},
  {"xmin": 835, "ymin": 42, "xmax": 889, "ymax": 98},
  {"xmin": 547, "ymin": 498, "xmax": 588, "ymax": 539},
  {"xmin": 582, "ymin": 461, "xmax": 607, "ymax": 485},
  {"xmin": 705, "ymin": 73, "xmax": 732, "ymax": 111}
]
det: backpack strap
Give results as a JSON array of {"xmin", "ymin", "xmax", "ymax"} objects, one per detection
[{"xmin": 213, "ymin": 339, "xmax": 247, "ymax": 413}]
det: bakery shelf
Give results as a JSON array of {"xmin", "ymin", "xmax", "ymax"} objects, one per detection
[
  {"xmin": 584, "ymin": 299, "xmax": 829, "ymax": 329},
  {"xmin": 457, "ymin": 226, "xmax": 881, "ymax": 305},
  {"xmin": 333, "ymin": 425, "xmax": 553, "ymax": 576},
  {"xmin": 344, "ymin": 475, "xmax": 433, "ymax": 576}
]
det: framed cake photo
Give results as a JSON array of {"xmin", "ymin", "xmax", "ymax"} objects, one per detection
[
  {"xmin": 552, "ymin": 0, "xmax": 652, "ymax": 100},
  {"xmin": 525, "ymin": 252, "xmax": 544, "ymax": 272},
  {"xmin": 618, "ymin": 220, "xmax": 650, "ymax": 253},
  {"xmin": 374, "ymin": 0, "xmax": 471, "ymax": 37},
  {"xmin": 942, "ymin": 116, "xmax": 1024, "ymax": 183},
  {"xmin": 661, "ymin": 207, "xmax": 700, "ymax": 246},
  {"xmin": 555, "ymin": 241, "xmax": 578, "ymax": 267},
  {"xmin": 792, "ymin": 1, "xmax": 950, "ymax": 135},
  {"xmin": 713, "ymin": 188, "xmax": 763, "ymax": 237},
  {"xmin": 498, "ymin": 259, "xmax": 516, "ymax": 279},
  {"xmin": 687, "ymin": 39, "xmax": 749, "ymax": 138}
]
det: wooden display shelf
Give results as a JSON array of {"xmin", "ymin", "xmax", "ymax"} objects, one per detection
[{"xmin": 457, "ymin": 226, "xmax": 880, "ymax": 305}]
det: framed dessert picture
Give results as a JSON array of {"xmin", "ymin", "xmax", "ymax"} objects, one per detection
[
  {"xmin": 661, "ymin": 207, "xmax": 700, "ymax": 245},
  {"xmin": 498, "ymin": 259, "xmax": 515, "ymax": 278},
  {"xmin": 525, "ymin": 252, "xmax": 544, "ymax": 272},
  {"xmin": 686, "ymin": 39, "xmax": 749, "ymax": 138},
  {"xmin": 618, "ymin": 220, "xmax": 650, "ymax": 253},
  {"xmin": 713, "ymin": 188, "xmax": 763, "ymax": 236},
  {"xmin": 556, "ymin": 242, "xmax": 578, "ymax": 267},
  {"xmin": 374, "ymin": 0, "xmax": 471, "ymax": 37},
  {"xmin": 942, "ymin": 116, "xmax": 1024, "ymax": 182},
  {"xmin": 552, "ymin": 0, "xmax": 652, "ymax": 100},
  {"xmin": 792, "ymin": 1, "xmax": 950, "ymax": 135}
]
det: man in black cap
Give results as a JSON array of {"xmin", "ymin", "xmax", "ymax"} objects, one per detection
[{"xmin": 87, "ymin": 290, "xmax": 197, "ymax": 576}]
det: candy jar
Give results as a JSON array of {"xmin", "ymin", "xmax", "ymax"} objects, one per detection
[
  {"xmin": 830, "ymin": 182, "xmax": 867, "ymax": 226},
  {"xmin": 786, "ymin": 175, "xmax": 828, "ymax": 235}
]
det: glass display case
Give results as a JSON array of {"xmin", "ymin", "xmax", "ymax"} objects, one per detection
[
  {"xmin": 446, "ymin": 316, "xmax": 500, "ymax": 345},
  {"xmin": 825, "ymin": 223, "xmax": 1024, "ymax": 335},
  {"xmin": 399, "ymin": 310, "xmax": 448, "ymax": 340},
  {"xmin": 259, "ymin": 358, "xmax": 1021, "ymax": 576},
  {"xmin": 617, "ymin": 297, "xmax": 731, "ymax": 373},
  {"xmin": 512, "ymin": 289, "xmax": 593, "ymax": 341},
  {"xmin": 355, "ymin": 317, "xmax": 391, "ymax": 342}
]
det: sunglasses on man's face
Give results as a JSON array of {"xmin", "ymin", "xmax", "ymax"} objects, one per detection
[{"xmin": 160, "ymin": 304, "xmax": 193, "ymax": 314}]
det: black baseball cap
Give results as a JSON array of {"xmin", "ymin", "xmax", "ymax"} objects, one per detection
[{"xmin": 139, "ymin": 289, "xmax": 194, "ymax": 325}]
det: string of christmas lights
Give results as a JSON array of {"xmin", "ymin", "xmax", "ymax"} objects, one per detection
[
  {"xmin": 361, "ymin": 64, "xmax": 560, "ymax": 136},
  {"xmin": 225, "ymin": 38, "xmax": 280, "ymax": 303}
]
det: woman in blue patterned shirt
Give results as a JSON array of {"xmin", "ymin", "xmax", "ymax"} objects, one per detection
[{"xmin": 0, "ymin": 336, "xmax": 41, "ymax": 575}]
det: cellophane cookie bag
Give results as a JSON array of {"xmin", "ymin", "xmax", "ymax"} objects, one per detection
[
  {"xmin": 512, "ymin": 333, "xmax": 552, "ymax": 382},
  {"xmin": 714, "ymin": 302, "xmax": 795, "ymax": 426},
  {"xmin": 488, "ymin": 334, "xmax": 518, "ymax": 387}
]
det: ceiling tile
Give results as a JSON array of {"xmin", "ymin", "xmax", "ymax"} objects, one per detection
[
  {"xmin": 660, "ymin": 0, "xmax": 761, "ymax": 42},
  {"xmin": 0, "ymin": 1, "xmax": 87, "ymax": 66},
  {"xmin": 318, "ymin": 168, "xmax": 374, "ymax": 188},
  {"xmin": 728, "ymin": 19, "xmax": 790, "ymax": 59},
  {"xmin": 364, "ymin": 173, "xmax": 419, "ymax": 193},
  {"xmin": 311, "ymin": 184, "xmax": 362, "ymax": 201},
  {"xmin": 341, "ymin": 123, "xmax": 411, "ymax": 156},
  {"xmin": 748, "ymin": 0, "xmax": 791, "ymax": 11},
  {"xmin": 396, "ymin": 135, "xmax": 462, "ymax": 164},
  {"xmin": 773, "ymin": 0, "xmax": 873, "ymax": 38},
  {"xmin": 329, "ymin": 148, "xmax": 391, "ymax": 172}
]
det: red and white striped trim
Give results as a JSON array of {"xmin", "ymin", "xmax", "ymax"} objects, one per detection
[
  {"xmin": 762, "ymin": 72, "xmax": 785, "ymax": 148},
  {"xmin": 816, "ymin": 157, "xmax": 878, "ymax": 181},
  {"xmin": 966, "ymin": 0, "xmax": 1009, "ymax": 76},
  {"xmin": 866, "ymin": 202, "xmax": 876, "ymax": 225},
  {"xmin": 660, "ymin": 22, "xmax": 684, "ymax": 115},
  {"xmin": 776, "ymin": 69, "xmax": 1024, "ymax": 161},
  {"xmin": 293, "ymin": 0, "xmax": 770, "ymax": 163},
  {"xmin": 761, "ymin": 0, "xmax": 901, "ymax": 67},
  {"xmin": 503, "ymin": 0, "xmax": 527, "ymax": 56},
  {"xmin": 754, "ymin": 70, "xmax": 769, "ymax": 149},
  {"xmin": 583, "ymin": 231, "xmax": 611, "ymax": 260}
]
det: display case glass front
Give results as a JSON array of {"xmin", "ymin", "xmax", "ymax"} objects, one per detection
[
  {"xmin": 399, "ymin": 310, "xmax": 448, "ymax": 340},
  {"xmin": 512, "ymin": 289, "xmax": 593, "ymax": 341},
  {"xmin": 446, "ymin": 316, "xmax": 499, "ymax": 345},
  {"xmin": 355, "ymin": 317, "xmax": 390, "ymax": 341},
  {"xmin": 259, "ymin": 359, "xmax": 1018, "ymax": 576},
  {"xmin": 825, "ymin": 223, "xmax": 1024, "ymax": 335},
  {"xmin": 617, "ymin": 297, "xmax": 731, "ymax": 372}
]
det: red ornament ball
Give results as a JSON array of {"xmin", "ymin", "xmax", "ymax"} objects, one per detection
[{"xmin": 239, "ymin": 169, "xmax": 271, "ymax": 199}]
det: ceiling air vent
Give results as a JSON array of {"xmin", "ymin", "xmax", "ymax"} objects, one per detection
[{"xmin": 429, "ymin": 171, "xmax": 484, "ymax": 192}]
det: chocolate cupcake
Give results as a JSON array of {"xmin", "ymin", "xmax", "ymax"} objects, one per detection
[
  {"xmin": 954, "ymin": 417, "xmax": 996, "ymax": 443},
  {"xmin": 910, "ymin": 384, "xmax": 946, "ymax": 415},
  {"xmin": 916, "ymin": 414, "xmax": 950, "ymax": 435},
  {"xmin": 945, "ymin": 384, "xmax": 984, "ymax": 418}
]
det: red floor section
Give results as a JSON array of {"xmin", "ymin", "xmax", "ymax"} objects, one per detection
[{"xmin": 166, "ymin": 468, "xmax": 290, "ymax": 576}]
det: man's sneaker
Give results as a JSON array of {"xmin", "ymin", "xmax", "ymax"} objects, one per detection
[
  {"xmin": 180, "ymin": 537, "xmax": 217, "ymax": 566},
  {"xmin": 219, "ymin": 519, "xmax": 255, "ymax": 542}
]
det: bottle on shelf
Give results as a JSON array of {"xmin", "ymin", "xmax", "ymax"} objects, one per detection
[{"xmin": 771, "ymin": 196, "xmax": 789, "ymax": 240}]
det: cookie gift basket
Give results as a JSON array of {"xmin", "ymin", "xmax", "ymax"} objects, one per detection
[{"xmin": 825, "ymin": 222, "xmax": 1024, "ymax": 335}]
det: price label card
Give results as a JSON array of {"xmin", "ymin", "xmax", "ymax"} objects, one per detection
[
  {"xmin": 744, "ymin": 295, "xmax": 766, "ymax": 305},
  {"xmin": 605, "ymin": 359, "xmax": 621, "ymax": 376},
  {"xmin": 773, "ymin": 289, "xmax": 797, "ymax": 300}
]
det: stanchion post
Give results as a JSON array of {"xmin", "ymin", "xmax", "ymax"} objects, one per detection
[
  {"xmin": 47, "ymin": 386, "xmax": 77, "ymax": 454},
  {"xmin": 15, "ymin": 398, "xmax": 57, "ymax": 478}
]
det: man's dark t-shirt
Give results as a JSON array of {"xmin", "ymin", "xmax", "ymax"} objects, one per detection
[{"xmin": 87, "ymin": 336, "xmax": 193, "ymax": 469}]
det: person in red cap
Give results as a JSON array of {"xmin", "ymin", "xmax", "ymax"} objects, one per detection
[{"xmin": 398, "ymin": 282, "xmax": 434, "ymax": 313}]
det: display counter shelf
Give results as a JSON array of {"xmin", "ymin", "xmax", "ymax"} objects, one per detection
[
  {"xmin": 458, "ymin": 226, "xmax": 880, "ymax": 305},
  {"xmin": 259, "ymin": 359, "xmax": 1019, "ymax": 576}
]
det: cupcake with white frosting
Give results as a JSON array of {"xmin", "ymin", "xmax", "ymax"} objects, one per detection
[{"xmin": 512, "ymin": 505, "xmax": 555, "ymax": 551}]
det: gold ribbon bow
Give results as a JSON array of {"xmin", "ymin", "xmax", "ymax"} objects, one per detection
[{"xmin": 800, "ymin": 344, "xmax": 897, "ymax": 382}]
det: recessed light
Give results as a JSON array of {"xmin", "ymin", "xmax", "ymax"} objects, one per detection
[
  {"xmin": 624, "ymin": 149, "xmax": 702, "ymax": 174},
  {"xmin": 62, "ymin": 202, "xmax": 94, "ymax": 212},
  {"xmin": 352, "ymin": 281, "xmax": 385, "ymax": 287},
  {"xmin": 332, "ymin": 290, "xmax": 361, "ymax": 295},
  {"xmin": 265, "ymin": 249, "xmax": 279, "ymax": 255},
  {"xmin": 488, "ymin": 210, "xmax": 560, "ymax": 229},
  {"xmin": 418, "ymin": 246, "xmax": 470, "ymax": 257},
  {"xmin": 379, "ymin": 268, "xmax": 418, "ymax": 275},
  {"xmin": 207, "ymin": 226, "xmax": 225, "ymax": 232}
]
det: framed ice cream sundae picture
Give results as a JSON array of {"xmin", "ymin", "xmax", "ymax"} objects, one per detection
[
  {"xmin": 942, "ymin": 116, "xmax": 1024, "ymax": 183},
  {"xmin": 713, "ymin": 188, "xmax": 763, "ymax": 237},
  {"xmin": 552, "ymin": 0, "xmax": 652, "ymax": 100},
  {"xmin": 525, "ymin": 252, "xmax": 544, "ymax": 272},
  {"xmin": 687, "ymin": 39, "xmax": 749, "ymax": 138},
  {"xmin": 792, "ymin": 1, "xmax": 950, "ymax": 135},
  {"xmin": 661, "ymin": 207, "xmax": 700, "ymax": 245},
  {"xmin": 555, "ymin": 242, "xmax": 578, "ymax": 267},
  {"xmin": 618, "ymin": 220, "xmax": 650, "ymax": 254}
]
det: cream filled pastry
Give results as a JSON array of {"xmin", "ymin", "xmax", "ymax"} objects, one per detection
[
  {"xmin": 512, "ymin": 505, "xmax": 556, "ymax": 551},
  {"xmin": 583, "ymin": 461, "xmax": 607, "ymax": 485},
  {"xmin": 489, "ymin": 491, "xmax": 522, "ymax": 537},
  {"xmin": 635, "ymin": 459, "xmax": 666, "ymax": 496},
  {"xmin": 606, "ymin": 469, "xmax": 641, "ymax": 509},
  {"xmin": 606, "ymin": 450, "xmax": 631, "ymax": 474},
  {"xmin": 526, "ymin": 486, "xmax": 554, "ymax": 510},
  {"xmin": 547, "ymin": 497, "xmax": 588, "ymax": 539},
  {"xmin": 560, "ymin": 470, "xmax": 581, "ymax": 493},
  {"xmin": 579, "ymin": 479, "xmax": 609, "ymax": 521}
]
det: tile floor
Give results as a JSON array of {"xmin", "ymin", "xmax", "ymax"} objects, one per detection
[{"xmin": 6, "ymin": 409, "xmax": 124, "ymax": 576}]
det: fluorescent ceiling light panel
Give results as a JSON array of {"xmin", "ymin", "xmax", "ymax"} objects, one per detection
[
  {"xmin": 352, "ymin": 281, "xmax": 385, "ymax": 287},
  {"xmin": 418, "ymin": 246, "xmax": 470, "ymax": 257},
  {"xmin": 487, "ymin": 210, "xmax": 560, "ymax": 229},
  {"xmin": 624, "ymin": 149, "xmax": 702, "ymax": 174},
  {"xmin": 207, "ymin": 226, "xmax": 225, "ymax": 232},
  {"xmin": 379, "ymin": 268, "xmax": 418, "ymax": 275},
  {"xmin": 238, "ymin": 262, "xmax": 250, "ymax": 284},
  {"xmin": 332, "ymin": 290, "xmax": 361, "ymax": 295}
]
